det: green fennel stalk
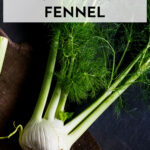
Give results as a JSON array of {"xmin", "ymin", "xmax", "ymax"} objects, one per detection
[
  {"xmin": 0, "ymin": 36, "xmax": 8, "ymax": 74},
  {"xmin": 31, "ymin": 30, "xmax": 61, "ymax": 121},
  {"xmin": 68, "ymin": 56, "xmax": 150, "ymax": 143}
]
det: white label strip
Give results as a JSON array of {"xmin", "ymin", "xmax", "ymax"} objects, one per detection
[{"xmin": 3, "ymin": 0, "xmax": 147, "ymax": 22}]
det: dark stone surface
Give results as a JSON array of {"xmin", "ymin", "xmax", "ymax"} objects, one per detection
[
  {"xmin": 0, "ymin": 1, "xmax": 150, "ymax": 150},
  {"xmin": 89, "ymin": 86, "xmax": 150, "ymax": 150}
]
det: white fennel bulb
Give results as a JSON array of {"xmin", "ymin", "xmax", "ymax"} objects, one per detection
[{"xmin": 19, "ymin": 119, "xmax": 72, "ymax": 150}]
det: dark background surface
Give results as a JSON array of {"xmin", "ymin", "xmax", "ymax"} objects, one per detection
[{"xmin": 0, "ymin": 1, "xmax": 150, "ymax": 150}]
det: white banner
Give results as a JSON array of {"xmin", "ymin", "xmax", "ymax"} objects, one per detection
[{"xmin": 3, "ymin": 0, "xmax": 147, "ymax": 22}]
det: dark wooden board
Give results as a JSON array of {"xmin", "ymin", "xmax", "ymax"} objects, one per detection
[
  {"xmin": 0, "ymin": 29, "xmax": 32, "ymax": 133},
  {"xmin": 0, "ymin": 29, "xmax": 101, "ymax": 150}
]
